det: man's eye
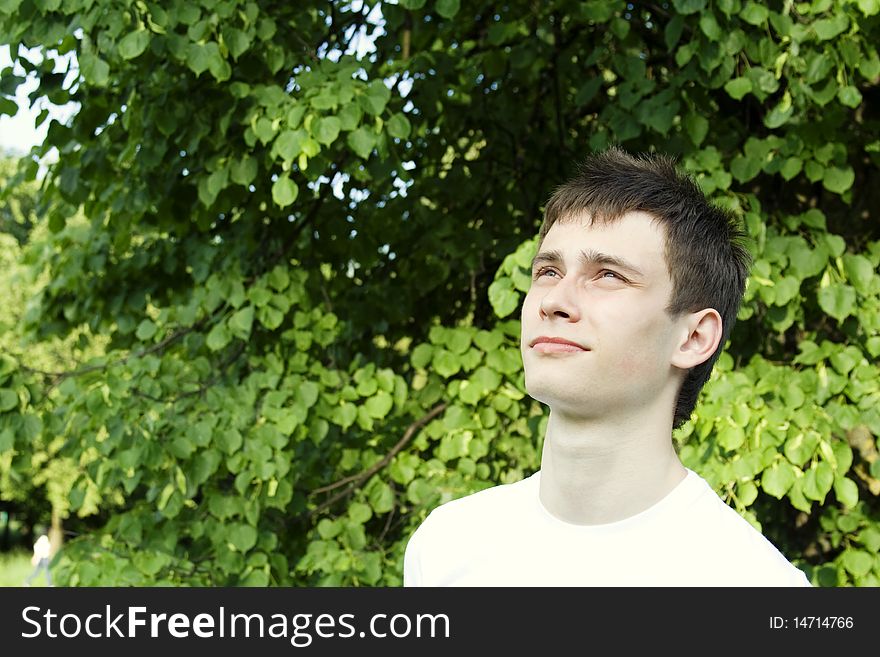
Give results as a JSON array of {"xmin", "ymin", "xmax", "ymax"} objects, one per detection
[
  {"xmin": 600, "ymin": 270, "xmax": 622, "ymax": 280},
  {"xmin": 534, "ymin": 267, "xmax": 557, "ymax": 279}
]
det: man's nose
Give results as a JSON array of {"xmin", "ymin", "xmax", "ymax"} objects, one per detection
[{"xmin": 539, "ymin": 278, "xmax": 581, "ymax": 320}]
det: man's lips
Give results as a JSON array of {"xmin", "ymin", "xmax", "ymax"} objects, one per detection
[{"xmin": 529, "ymin": 336, "xmax": 589, "ymax": 351}]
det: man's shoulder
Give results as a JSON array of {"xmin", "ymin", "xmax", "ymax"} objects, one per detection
[{"xmin": 681, "ymin": 471, "xmax": 812, "ymax": 585}]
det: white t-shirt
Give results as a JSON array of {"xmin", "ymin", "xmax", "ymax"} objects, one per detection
[{"xmin": 404, "ymin": 468, "xmax": 811, "ymax": 586}]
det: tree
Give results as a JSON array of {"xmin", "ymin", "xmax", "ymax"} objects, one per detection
[{"xmin": 0, "ymin": 0, "xmax": 878, "ymax": 586}]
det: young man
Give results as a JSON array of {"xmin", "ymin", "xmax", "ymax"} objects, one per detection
[{"xmin": 403, "ymin": 148, "xmax": 810, "ymax": 586}]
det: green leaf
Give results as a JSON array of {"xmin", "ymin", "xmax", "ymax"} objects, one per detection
[
  {"xmin": 347, "ymin": 126, "xmax": 376, "ymax": 159},
  {"xmin": 333, "ymin": 402, "xmax": 358, "ymax": 431},
  {"xmin": 314, "ymin": 116, "xmax": 341, "ymax": 146},
  {"xmin": 205, "ymin": 42, "xmax": 231, "ymax": 81},
  {"xmin": 222, "ymin": 27, "xmax": 250, "ymax": 60},
  {"xmin": 774, "ymin": 276, "xmax": 800, "ymax": 305},
  {"xmin": 833, "ymin": 476, "xmax": 859, "ymax": 509},
  {"xmin": 737, "ymin": 481, "xmax": 758, "ymax": 506},
  {"xmin": 299, "ymin": 381, "xmax": 320, "ymax": 408},
  {"xmin": 390, "ymin": 456, "xmax": 417, "ymax": 485},
  {"xmin": 780, "ymin": 157, "xmax": 802, "ymax": 180},
  {"xmin": 813, "ymin": 15, "xmax": 849, "ymax": 41},
  {"xmin": 368, "ymin": 482, "xmax": 395, "ymax": 514},
  {"xmin": 435, "ymin": 0, "xmax": 460, "ymax": 19},
  {"xmin": 822, "ymin": 165, "xmax": 855, "ymax": 194},
  {"xmin": 857, "ymin": 0, "xmax": 880, "ymax": 16},
  {"xmin": 230, "ymin": 156, "xmax": 258, "ymax": 186},
  {"xmin": 337, "ymin": 102, "xmax": 362, "ymax": 131},
  {"xmin": 118, "ymin": 30, "xmax": 150, "ymax": 60},
  {"xmin": 0, "ymin": 389, "xmax": 18, "ymax": 412},
  {"xmin": 832, "ymin": 441, "xmax": 854, "ymax": 475},
  {"xmin": 730, "ymin": 154, "xmax": 762, "ymax": 183},
  {"xmin": 364, "ymin": 390, "xmax": 393, "ymax": 419},
  {"xmin": 842, "ymin": 549, "xmax": 872, "ymax": 576},
  {"xmin": 841, "ymin": 254, "xmax": 875, "ymax": 294},
  {"xmin": 0, "ymin": 97, "xmax": 17, "ymax": 116},
  {"xmin": 488, "ymin": 279, "xmax": 520, "ymax": 318},
  {"xmin": 360, "ymin": 80, "xmax": 391, "ymax": 116},
  {"xmin": 784, "ymin": 432, "xmax": 818, "ymax": 467},
  {"xmin": 717, "ymin": 423, "xmax": 745, "ymax": 450},
  {"xmin": 699, "ymin": 14, "xmax": 722, "ymax": 41},
  {"xmin": 764, "ymin": 92, "xmax": 793, "ymax": 128},
  {"xmin": 837, "ymin": 86, "xmax": 862, "ymax": 108},
  {"xmin": 135, "ymin": 319, "xmax": 157, "ymax": 340},
  {"xmin": 820, "ymin": 233, "xmax": 845, "ymax": 258},
  {"xmin": 0, "ymin": 429, "xmax": 13, "ymax": 451},
  {"xmin": 169, "ymin": 436, "xmax": 194, "ymax": 459},
  {"xmin": 217, "ymin": 429, "xmax": 243, "ymax": 455},
  {"xmin": 206, "ymin": 168, "xmax": 228, "ymax": 199},
  {"xmin": 254, "ymin": 117, "xmax": 277, "ymax": 145},
  {"xmin": 272, "ymin": 175, "xmax": 298, "ymax": 207},
  {"xmin": 133, "ymin": 551, "xmax": 168, "ymax": 576},
  {"xmin": 228, "ymin": 523, "xmax": 258, "ymax": 552},
  {"xmin": 740, "ymin": 2, "xmax": 768, "ymax": 25},
  {"xmin": 474, "ymin": 330, "xmax": 504, "ymax": 352},
  {"xmin": 272, "ymin": 129, "xmax": 305, "ymax": 161},
  {"xmin": 859, "ymin": 52, "xmax": 880, "ymax": 80},
  {"xmin": 446, "ymin": 328, "xmax": 471, "ymax": 354},
  {"xmin": 411, "ymin": 343, "xmax": 433, "ymax": 368},
  {"xmin": 762, "ymin": 462, "xmax": 796, "ymax": 499},
  {"xmin": 817, "ymin": 284, "xmax": 856, "ymax": 322},
  {"xmin": 860, "ymin": 527, "xmax": 880, "ymax": 553},
  {"xmin": 187, "ymin": 42, "xmax": 210, "ymax": 75},
  {"xmin": 229, "ymin": 306, "xmax": 254, "ymax": 338},
  {"xmin": 80, "ymin": 52, "xmax": 110, "ymax": 86},
  {"xmin": 0, "ymin": 0, "xmax": 24, "ymax": 15},
  {"xmin": 787, "ymin": 239, "xmax": 827, "ymax": 278},
  {"xmin": 432, "ymin": 349, "xmax": 461, "ymax": 378},
  {"xmin": 724, "ymin": 77, "xmax": 752, "ymax": 100},
  {"xmin": 287, "ymin": 105, "xmax": 307, "ymax": 128},
  {"xmin": 348, "ymin": 501, "xmax": 372, "ymax": 524},
  {"xmin": 804, "ymin": 160, "xmax": 824, "ymax": 182},
  {"xmin": 206, "ymin": 322, "xmax": 231, "ymax": 351},
  {"xmin": 387, "ymin": 113, "xmax": 412, "ymax": 139},
  {"xmin": 672, "ymin": 0, "xmax": 707, "ymax": 14},
  {"xmin": 310, "ymin": 90, "xmax": 338, "ymax": 111},
  {"xmin": 664, "ymin": 15, "xmax": 685, "ymax": 50},
  {"xmin": 683, "ymin": 113, "xmax": 708, "ymax": 145},
  {"xmin": 803, "ymin": 461, "xmax": 834, "ymax": 502}
]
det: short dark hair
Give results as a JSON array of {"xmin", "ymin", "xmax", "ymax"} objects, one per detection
[{"xmin": 537, "ymin": 147, "xmax": 752, "ymax": 430}]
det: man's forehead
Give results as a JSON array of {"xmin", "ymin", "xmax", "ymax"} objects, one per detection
[{"xmin": 540, "ymin": 213, "xmax": 667, "ymax": 273}]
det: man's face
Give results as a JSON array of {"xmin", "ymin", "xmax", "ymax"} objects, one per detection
[{"xmin": 520, "ymin": 211, "xmax": 685, "ymax": 420}]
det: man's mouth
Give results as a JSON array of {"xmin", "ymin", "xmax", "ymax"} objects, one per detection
[{"xmin": 529, "ymin": 336, "xmax": 589, "ymax": 351}]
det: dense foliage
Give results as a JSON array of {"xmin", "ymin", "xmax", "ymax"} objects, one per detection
[{"xmin": 1, "ymin": 0, "xmax": 879, "ymax": 586}]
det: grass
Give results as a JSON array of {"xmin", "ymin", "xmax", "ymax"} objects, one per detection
[{"xmin": 0, "ymin": 550, "xmax": 53, "ymax": 587}]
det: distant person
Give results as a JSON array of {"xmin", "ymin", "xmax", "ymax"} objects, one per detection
[
  {"xmin": 24, "ymin": 533, "xmax": 52, "ymax": 586},
  {"xmin": 404, "ymin": 148, "xmax": 811, "ymax": 586}
]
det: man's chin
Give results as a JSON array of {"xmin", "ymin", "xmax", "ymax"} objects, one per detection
[{"xmin": 524, "ymin": 387, "xmax": 604, "ymax": 410}]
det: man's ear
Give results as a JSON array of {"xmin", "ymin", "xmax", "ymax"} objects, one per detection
[{"xmin": 670, "ymin": 309, "xmax": 723, "ymax": 370}]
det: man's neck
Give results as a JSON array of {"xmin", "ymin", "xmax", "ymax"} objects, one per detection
[{"xmin": 537, "ymin": 407, "xmax": 687, "ymax": 525}]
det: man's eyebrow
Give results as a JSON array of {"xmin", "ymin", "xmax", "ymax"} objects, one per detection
[
  {"xmin": 530, "ymin": 248, "xmax": 646, "ymax": 278},
  {"xmin": 532, "ymin": 250, "xmax": 563, "ymax": 269},
  {"xmin": 579, "ymin": 249, "xmax": 646, "ymax": 277}
]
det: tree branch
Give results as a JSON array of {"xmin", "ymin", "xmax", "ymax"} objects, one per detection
[
  {"xmin": 131, "ymin": 342, "xmax": 247, "ymax": 404},
  {"xmin": 308, "ymin": 401, "xmax": 448, "ymax": 516},
  {"xmin": 19, "ymin": 319, "xmax": 208, "ymax": 389}
]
